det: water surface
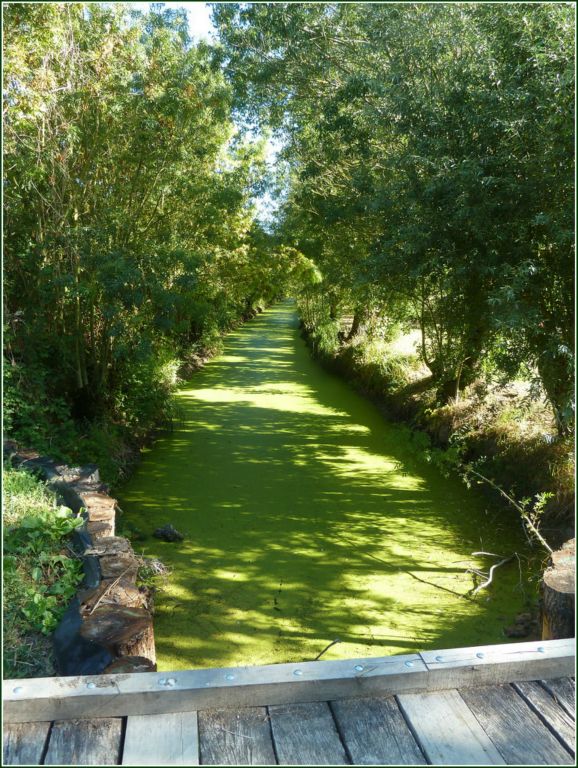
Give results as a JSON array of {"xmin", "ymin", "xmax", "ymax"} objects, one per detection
[{"xmin": 119, "ymin": 301, "xmax": 534, "ymax": 670}]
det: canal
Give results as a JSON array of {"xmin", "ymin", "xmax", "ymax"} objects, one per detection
[{"xmin": 118, "ymin": 300, "xmax": 534, "ymax": 671}]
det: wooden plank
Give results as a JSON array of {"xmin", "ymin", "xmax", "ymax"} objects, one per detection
[
  {"xmin": 419, "ymin": 638, "xmax": 575, "ymax": 691},
  {"xmin": 3, "ymin": 652, "xmax": 428, "ymax": 722},
  {"xmin": 268, "ymin": 701, "xmax": 348, "ymax": 765},
  {"xmin": 461, "ymin": 684, "xmax": 574, "ymax": 765},
  {"xmin": 3, "ymin": 722, "xmax": 51, "ymax": 765},
  {"xmin": 4, "ymin": 640, "xmax": 574, "ymax": 723},
  {"xmin": 397, "ymin": 689, "xmax": 505, "ymax": 765},
  {"xmin": 198, "ymin": 707, "xmax": 276, "ymax": 765},
  {"xmin": 123, "ymin": 712, "xmax": 199, "ymax": 765},
  {"xmin": 43, "ymin": 718, "xmax": 123, "ymax": 765},
  {"xmin": 541, "ymin": 678, "xmax": 576, "ymax": 720},
  {"xmin": 330, "ymin": 696, "xmax": 426, "ymax": 765},
  {"xmin": 513, "ymin": 681, "xmax": 575, "ymax": 755}
]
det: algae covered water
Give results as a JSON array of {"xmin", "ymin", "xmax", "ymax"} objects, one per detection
[{"xmin": 118, "ymin": 301, "xmax": 536, "ymax": 671}]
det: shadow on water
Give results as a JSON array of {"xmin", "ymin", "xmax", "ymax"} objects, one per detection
[{"xmin": 118, "ymin": 300, "xmax": 538, "ymax": 671}]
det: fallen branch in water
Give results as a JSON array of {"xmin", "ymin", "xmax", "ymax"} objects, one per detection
[
  {"xmin": 405, "ymin": 570, "xmax": 475, "ymax": 601},
  {"xmin": 468, "ymin": 554, "xmax": 515, "ymax": 596},
  {"xmin": 313, "ymin": 638, "xmax": 341, "ymax": 661}
]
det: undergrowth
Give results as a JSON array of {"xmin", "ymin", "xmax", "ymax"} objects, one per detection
[
  {"xmin": 4, "ymin": 301, "xmax": 271, "ymax": 487},
  {"xmin": 300, "ymin": 312, "xmax": 575, "ymax": 549},
  {"xmin": 3, "ymin": 467, "xmax": 84, "ymax": 678}
]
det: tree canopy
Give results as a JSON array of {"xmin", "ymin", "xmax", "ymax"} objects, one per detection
[
  {"xmin": 214, "ymin": 2, "xmax": 574, "ymax": 433},
  {"xmin": 3, "ymin": 2, "xmax": 575, "ymax": 467},
  {"xmin": 3, "ymin": 2, "xmax": 286, "ymax": 459}
]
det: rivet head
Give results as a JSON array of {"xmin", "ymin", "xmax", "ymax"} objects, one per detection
[
  {"xmin": 166, "ymin": 678, "xmax": 176, "ymax": 687},
  {"xmin": 404, "ymin": 661, "xmax": 414, "ymax": 668},
  {"xmin": 476, "ymin": 652, "xmax": 485, "ymax": 659},
  {"xmin": 435, "ymin": 655, "xmax": 444, "ymax": 662},
  {"xmin": 225, "ymin": 673, "xmax": 236, "ymax": 681},
  {"xmin": 158, "ymin": 678, "xmax": 167, "ymax": 686},
  {"xmin": 86, "ymin": 682, "xmax": 96, "ymax": 689},
  {"xmin": 13, "ymin": 686, "xmax": 24, "ymax": 695},
  {"xmin": 354, "ymin": 664, "xmax": 364, "ymax": 672},
  {"xmin": 293, "ymin": 669, "xmax": 303, "ymax": 676},
  {"xmin": 537, "ymin": 646, "xmax": 546, "ymax": 653}
]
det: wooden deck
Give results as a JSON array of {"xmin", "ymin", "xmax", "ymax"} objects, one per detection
[{"xmin": 3, "ymin": 639, "xmax": 575, "ymax": 765}]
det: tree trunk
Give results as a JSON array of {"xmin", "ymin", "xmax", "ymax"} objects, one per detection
[
  {"xmin": 537, "ymin": 354, "xmax": 574, "ymax": 438},
  {"xmin": 346, "ymin": 307, "xmax": 365, "ymax": 341},
  {"xmin": 541, "ymin": 538, "xmax": 575, "ymax": 640}
]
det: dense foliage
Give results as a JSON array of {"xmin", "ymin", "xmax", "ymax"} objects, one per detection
[
  {"xmin": 3, "ymin": 467, "xmax": 84, "ymax": 677},
  {"xmin": 3, "ymin": 3, "xmax": 285, "ymax": 475},
  {"xmin": 213, "ymin": 2, "xmax": 575, "ymax": 435}
]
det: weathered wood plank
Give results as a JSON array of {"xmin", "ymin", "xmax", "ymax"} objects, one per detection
[
  {"xmin": 4, "ymin": 640, "xmax": 574, "ymax": 724},
  {"xmin": 43, "ymin": 718, "xmax": 123, "ymax": 765},
  {"xmin": 419, "ymin": 638, "xmax": 575, "ymax": 691},
  {"xmin": 397, "ymin": 689, "xmax": 505, "ymax": 765},
  {"xmin": 268, "ymin": 701, "xmax": 348, "ymax": 765},
  {"xmin": 123, "ymin": 712, "xmax": 199, "ymax": 765},
  {"xmin": 513, "ymin": 681, "xmax": 575, "ymax": 755},
  {"xmin": 198, "ymin": 707, "xmax": 276, "ymax": 765},
  {"xmin": 541, "ymin": 678, "xmax": 576, "ymax": 720},
  {"xmin": 3, "ymin": 652, "xmax": 428, "ymax": 722},
  {"xmin": 2, "ymin": 722, "xmax": 51, "ymax": 765},
  {"xmin": 461, "ymin": 684, "xmax": 574, "ymax": 765},
  {"xmin": 330, "ymin": 696, "xmax": 426, "ymax": 765}
]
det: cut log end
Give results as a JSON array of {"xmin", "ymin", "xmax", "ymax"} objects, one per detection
[{"xmin": 541, "ymin": 538, "xmax": 575, "ymax": 641}]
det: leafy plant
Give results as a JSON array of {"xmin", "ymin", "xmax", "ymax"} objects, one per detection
[{"xmin": 3, "ymin": 467, "xmax": 85, "ymax": 677}]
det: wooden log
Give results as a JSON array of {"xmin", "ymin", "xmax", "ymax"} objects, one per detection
[
  {"xmin": 83, "ymin": 537, "xmax": 132, "ymax": 558},
  {"xmin": 542, "ymin": 539, "xmax": 575, "ymax": 640},
  {"xmin": 79, "ymin": 606, "xmax": 152, "ymax": 646},
  {"xmin": 104, "ymin": 657, "xmax": 156, "ymax": 674},
  {"xmin": 80, "ymin": 491, "xmax": 118, "ymax": 515},
  {"xmin": 80, "ymin": 579, "xmax": 149, "ymax": 614},
  {"xmin": 80, "ymin": 491, "xmax": 117, "ymax": 537},
  {"xmin": 99, "ymin": 553, "xmax": 139, "ymax": 581},
  {"xmin": 117, "ymin": 624, "xmax": 157, "ymax": 669},
  {"xmin": 86, "ymin": 520, "xmax": 115, "ymax": 540}
]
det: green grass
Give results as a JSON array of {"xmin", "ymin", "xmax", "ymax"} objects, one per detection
[
  {"xmin": 3, "ymin": 467, "xmax": 84, "ymax": 678},
  {"xmin": 118, "ymin": 300, "xmax": 542, "ymax": 672}
]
